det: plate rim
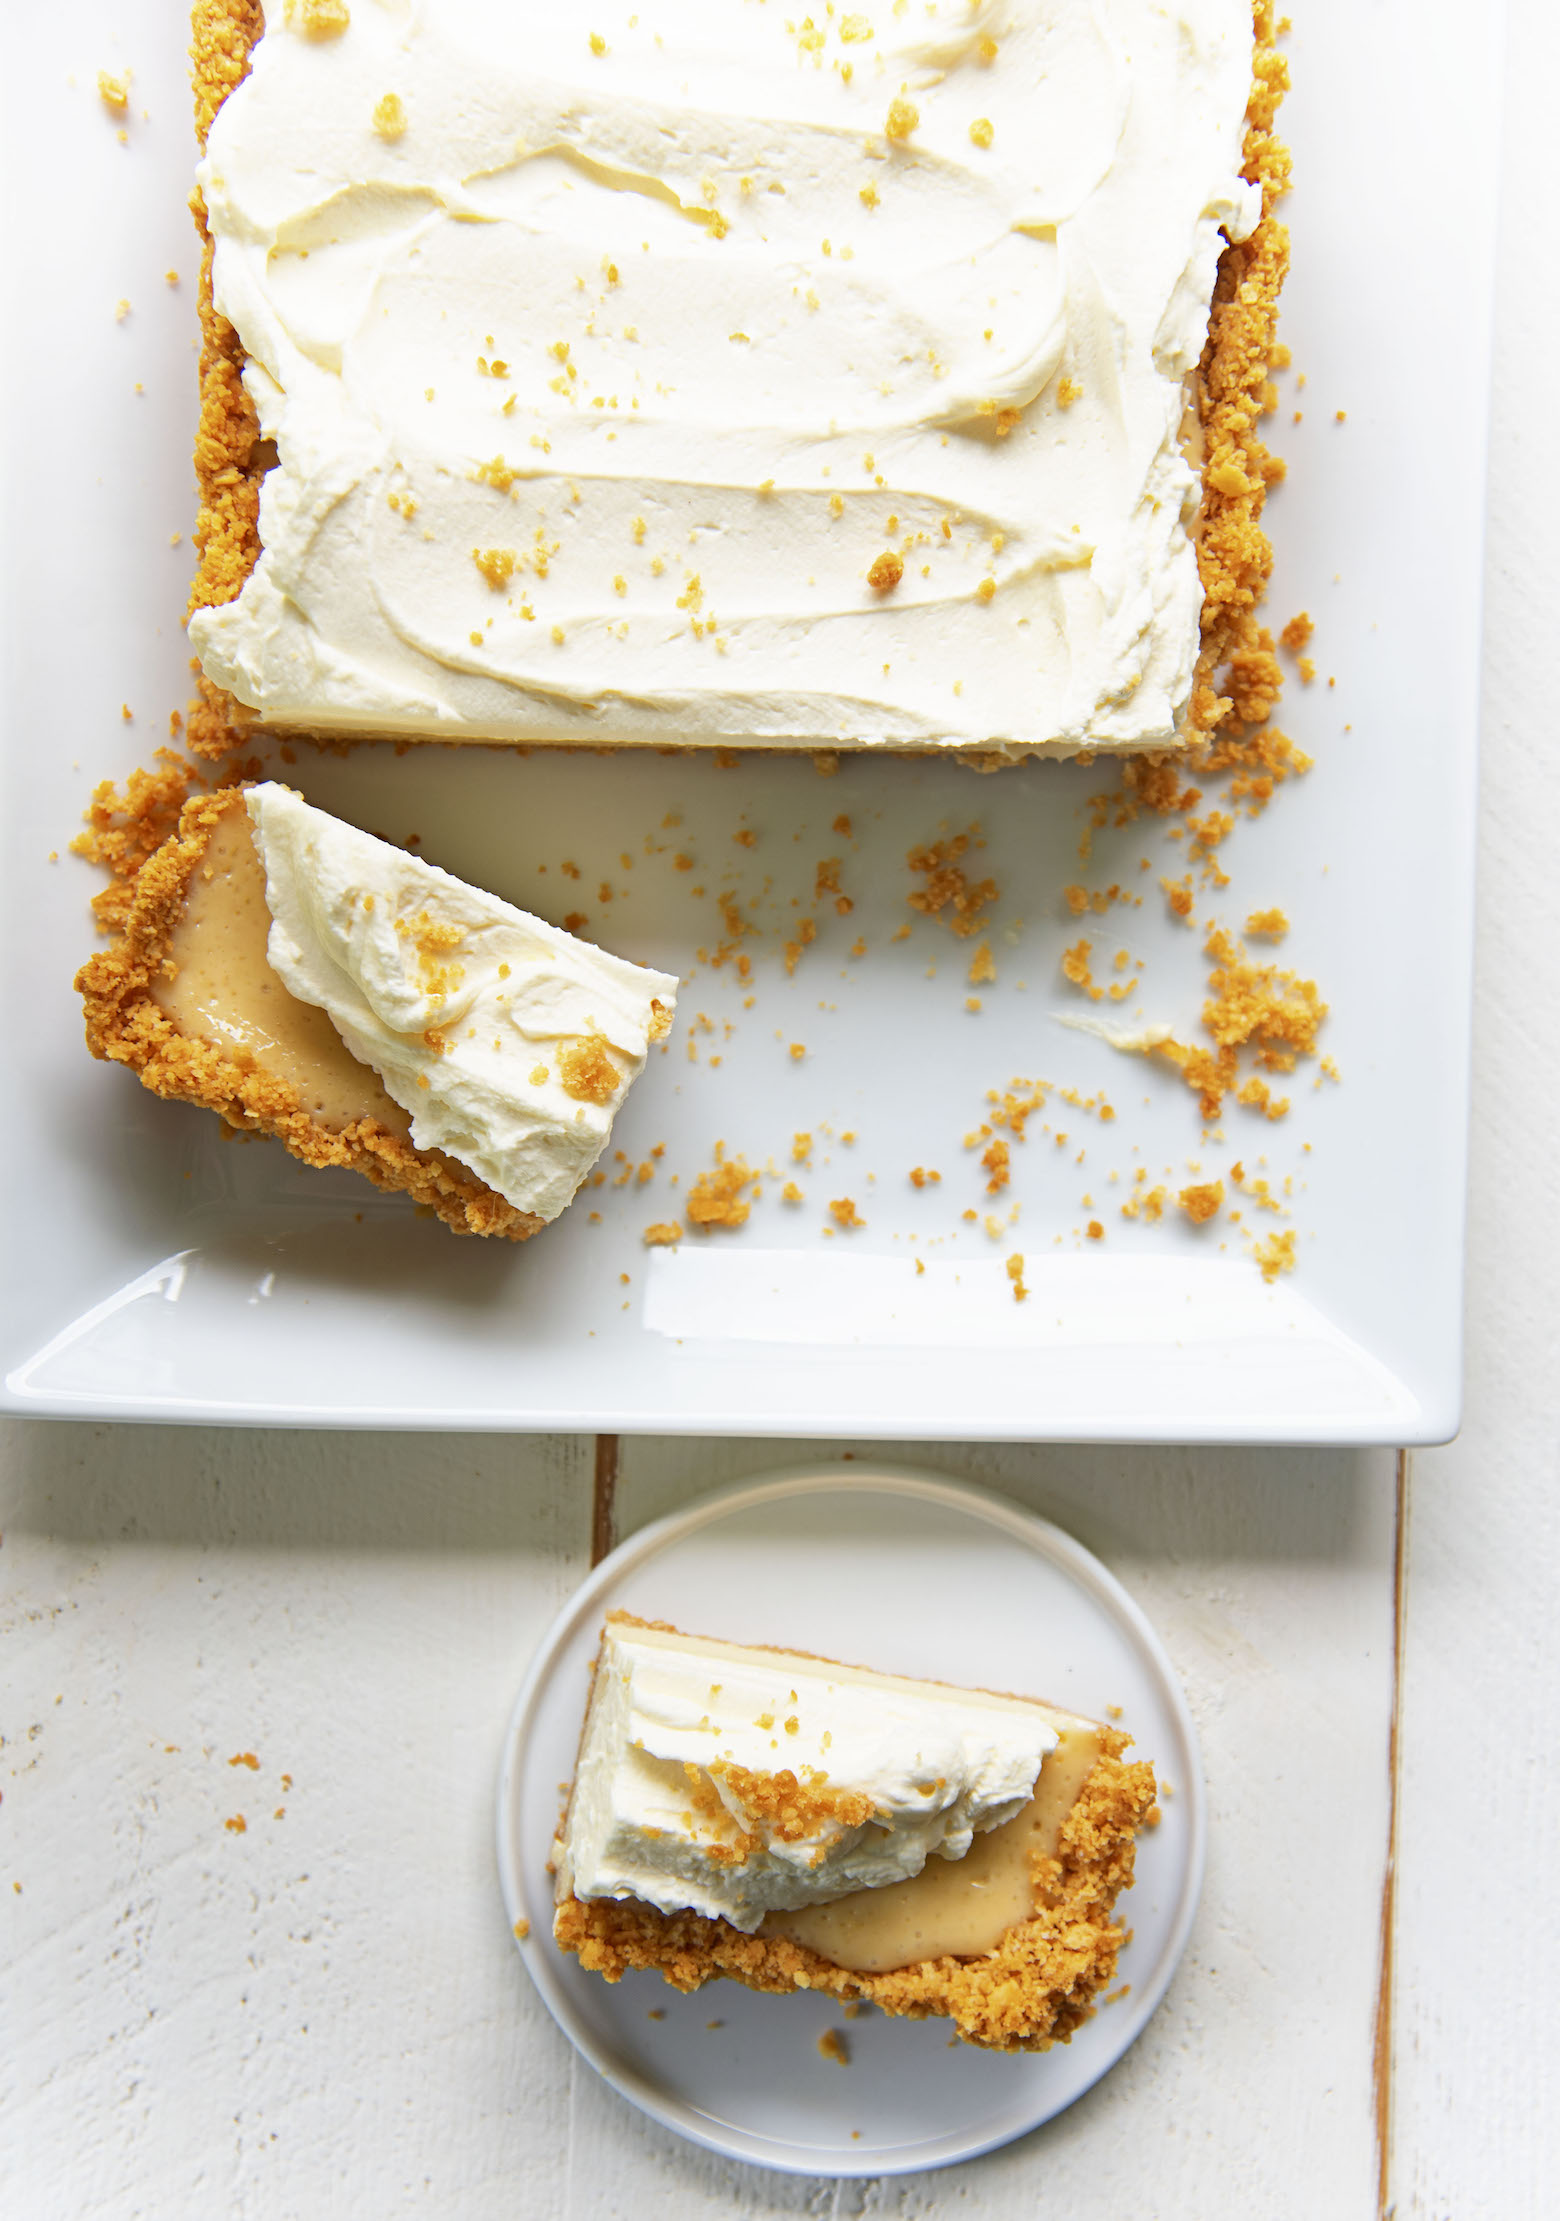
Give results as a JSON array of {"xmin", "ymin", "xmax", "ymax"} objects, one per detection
[{"xmin": 494, "ymin": 1460, "xmax": 1207, "ymax": 2177}]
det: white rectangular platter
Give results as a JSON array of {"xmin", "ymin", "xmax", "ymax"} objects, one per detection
[{"xmin": 0, "ymin": 0, "xmax": 1500, "ymax": 1441}]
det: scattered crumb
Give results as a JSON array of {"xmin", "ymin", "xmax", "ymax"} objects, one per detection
[
  {"xmin": 1061, "ymin": 938, "xmax": 1102, "ymax": 1002},
  {"xmin": 885, "ymin": 96, "xmax": 919, "ymax": 141},
  {"xmin": 867, "ymin": 551, "xmax": 904, "ymax": 592},
  {"xmin": 1006, "ymin": 1253, "xmax": 1029, "ymax": 1302},
  {"xmin": 1178, "ymin": 1182, "xmax": 1224, "ymax": 1226},
  {"xmin": 1160, "ymin": 875, "xmax": 1195, "ymax": 922},
  {"xmin": 223, "ymin": 1816, "xmax": 247, "ymax": 1835},
  {"xmin": 1145, "ymin": 924, "xmax": 1327, "ymax": 1124},
  {"xmin": 643, "ymin": 1222, "xmax": 683, "ymax": 1247},
  {"xmin": 227, "ymin": 1752, "xmax": 259, "ymax": 1771},
  {"xmin": 512, "ymin": 1918, "xmax": 531, "ymax": 1941},
  {"xmin": 287, "ymin": 0, "xmax": 352, "ymax": 37},
  {"xmin": 1254, "ymin": 1229, "xmax": 1297, "ymax": 1281},
  {"xmin": 687, "ymin": 1152, "xmax": 757, "ymax": 1230},
  {"xmin": 372, "ymin": 91, "xmax": 407, "ymax": 141},
  {"xmin": 556, "ymin": 1035, "xmax": 620, "ymax": 1106},
  {"xmin": 1063, "ymin": 882, "xmax": 1133, "ymax": 918},
  {"xmin": 97, "ymin": 69, "xmax": 132, "ymax": 111},
  {"xmin": 1244, "ymin": 908, "xmax": 1289, "ymax": 941},
  {"xmin": 818, "ymin": 2027, "xmax": 851, "ymax": 2066},
  {"xmin": 968, "ymin": 942, "xmax": 996, "ymax": 986},
  {"xmin": 907, "ymin": 829, "xmax": 997, "ymax": 937},
  {"xmin": 828, "ymin": 1197, "xmax": 866, "ymax": 1231}
]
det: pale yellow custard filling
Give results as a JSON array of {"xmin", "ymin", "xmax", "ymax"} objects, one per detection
[
  {"xmin": 763, "ymin": 1715, "xmax": 1103, "ymax": 1974},
  {"xmin": 152, "ymin": 806, "xmax": 409, "ymax": 1134}
]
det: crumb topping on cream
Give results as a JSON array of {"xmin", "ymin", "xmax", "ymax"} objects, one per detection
[
  {"xmin": 246, "ymin": 784, "xmax": 677, "ymax": 1218},
  {"xmin": 191, "ymin": 0, "xmax": 1260, "ymax": 755}
]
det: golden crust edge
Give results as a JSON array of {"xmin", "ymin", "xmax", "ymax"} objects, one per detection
[
  {"xmin": 1188, "ymin": 0, "xmax": 1292, "ymax": 739},
  {"xmin": 74, "ymin": 783, "xmax": 545, "ymax": 1242},
  {"xmin": 187, "ymin": 1, "xmax": 265, "ymax": 759},
  {"xmin": 551, "ymin": 1747, "xmax": 1158, "ymax": 2054}
]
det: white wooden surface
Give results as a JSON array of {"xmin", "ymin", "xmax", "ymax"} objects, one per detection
[
  {"xmin": 1390, "ymin": 0, "xmax": 1560, "ymax": 2207},
  {"xmin": 5, "ymin": 8, "xmax": 1560, "ymax": 2219},
  {"xmin": 3, "ymin": 1428, "xmax": 1396, "ymax": 2217}
]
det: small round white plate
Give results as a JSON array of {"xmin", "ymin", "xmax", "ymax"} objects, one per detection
[{"xmin": 496, "ymin": 1464, "xmax": 1205, "ymax": 2176}]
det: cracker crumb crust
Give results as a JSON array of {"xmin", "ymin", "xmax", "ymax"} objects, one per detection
[
  {"xmin": 555, "ymin": 1747, "xmax": 1155, "ymax": 2053},
  {"xmin": 74, "ymin": 782, "xmax": 544, "ymax": 1241},
  {"xmin": 555, "ymin": 1612, "xmax": 1159, "ymax": 2053},
  {"xmin": 1188, "ymin": 3, "xmax": 1291, "ymax": 741}
]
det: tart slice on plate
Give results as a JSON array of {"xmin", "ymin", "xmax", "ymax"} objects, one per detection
[
  {"xmin": 552, "ymin": 1614, "xmax": 1158, "ymax": 2053},
  {"xmin": 76, "ymin": 783, "xmax": 677, "ymax": 1239}
]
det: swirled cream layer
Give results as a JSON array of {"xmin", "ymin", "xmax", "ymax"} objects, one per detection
[
  {"xmin": 190, "ymin": 1, "xmax": 1259, "ymax": 755},
  {"xmin": 557, "ymin": 1616, "xmax": 1060, "ymax": 1931},
  {"xmin": 246, "ymin": 784, "xmax": 677, "ymax": 1218}
]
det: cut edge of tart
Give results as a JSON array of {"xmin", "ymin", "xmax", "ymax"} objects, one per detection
[
  {"xmin": 75, "ymin": 784, "xmax": 546, "ymax": 1240},
  {"xmin": 550, "ymin": 1614, "xmax": 1159, "ymax": 2055}
]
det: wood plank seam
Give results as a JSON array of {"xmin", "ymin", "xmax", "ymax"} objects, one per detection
[
  {"xmin": 591, "ymin": 1434, "xmax": 619, "ymax": 1567},
  {"xmin": 1374, "ymin": 1447, "xmax": 1410, "ymax": 2219}
]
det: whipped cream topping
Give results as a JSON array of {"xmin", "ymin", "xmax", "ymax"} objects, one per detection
[
  {"xmin": 557, "ymin": 1618, "xmax": 1058, "ymax": 1930},
  {"xmin": 245, "ymin": 784, "xmax": 677, "ymax": 1217},
  {"xmin": 191, "ymin": 0, "xmax": 1259, "ymax": 756}
]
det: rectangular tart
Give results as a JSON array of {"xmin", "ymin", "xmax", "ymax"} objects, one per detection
[{"xmin": 185, "ymin": 0, "xmax": 1288, "ymax": 762}]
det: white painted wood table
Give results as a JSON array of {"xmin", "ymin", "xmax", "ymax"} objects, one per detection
[{"xmin": 5, "ymin": 9, "xmax": 1559, "ymax": 2218}]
